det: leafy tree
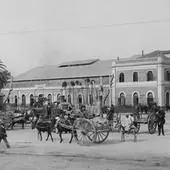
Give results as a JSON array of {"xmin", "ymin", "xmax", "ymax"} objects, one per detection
[{"xmin": 0, "ymin": 61, "xmax": 11, "ymax": 89}]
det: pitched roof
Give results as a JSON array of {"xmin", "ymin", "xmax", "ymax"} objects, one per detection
[
  {"xmin": 14, "ymin": 59, "xmax": 112, "ymax": 81},
  {"xmin": 139, "ymin": 50, "xmax": 170, "ymax": 59}
]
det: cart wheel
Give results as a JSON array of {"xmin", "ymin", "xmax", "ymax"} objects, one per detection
[
  {"xmin": 148, "ymin": 114, "xmax": 157, "ymax": 134},
  {"xmin": 73, "ymin": 118, "xmax": 96, "ymax": 145},
  {"xmin": 134, "ymin": 122, "xmax": 140, "ymax": 133},
  {"xmin": 88, "ymin": 130, "xmax": 109, "ymax": 144}
]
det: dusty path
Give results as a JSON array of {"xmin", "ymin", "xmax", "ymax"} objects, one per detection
[
  {"xmin": 0, "ymin": 114, "xmax": 170, "ymax": 170},
  {"xmin": 1, "ymin": 151, "xmax": 170, "ymax": 170}
]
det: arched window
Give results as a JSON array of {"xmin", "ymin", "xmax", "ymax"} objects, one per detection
[
  {"xmin": 133, "ymin": 72, "xmax": 138, "ymax": 82},
  {"xmin": 22, "ymin": 94, "xmax": 26, "ymax": 106},
  {"xmin": 165, "ymin": 70, "xmax": 170, "ymax": 81},
  {"xmin": 166, "ymin": 92, "xmax": 170, "ymax": 106},
  {"xmin": 78, "ymin": 94, "xmax": 83, "ymax": 105},
  {"xmin": 147, "ymin": 71, "xmax": 153, "ymax": 81},
  {"xmin": 30, "ymin": 94, "xmax": 34, "ymax": 106},
  {"xmin": 147, "ymin": 92, "xmax": 154, "ymax": 106},
  {"xmin": 57, "ymin": 93, "xmax": 60, "ymax": 101},
  {"xmin": 68, "ymin": 94, "xmax": 72, "ymax": 104},
  {"xmin": 133, "ymin": 92, "xmax": 139, "ymax": 106},
  {"xmin": 119, "ymin": 93, "xmax": 125, "ymax": 106},
  {"xmin": 119, "ymin": 73, "xmax": 124, "ymax": 82},
  {"xmin": 89, "ymin": 94, "xmax": 93, "ymax": 105},
  {"xmin": 15, "ymin": 96, "xmax": 18, "ymax": 106},
  {"xmin": 48, "ymin": 94, "xmax": 52, "ymax": 104}
]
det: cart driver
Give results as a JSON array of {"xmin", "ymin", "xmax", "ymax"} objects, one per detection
[
  {"xmin": 79, "ymin": 105, "xmax": 89, "ymax": 119},
  {"xmin": 121, "ymin": 114, "xmax": 134, "ymax": 131}
]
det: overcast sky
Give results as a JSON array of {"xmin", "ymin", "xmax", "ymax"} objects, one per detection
[{"xmin": 0, "ymin": 0, "xmax": 170, "ymax": 76}]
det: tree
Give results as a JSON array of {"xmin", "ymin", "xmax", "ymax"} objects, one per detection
[
  {"xmin": 84, "ymin": 78, "xmax": 90, "ymax": 105},
  {"xmin": 0, "ymin": 60, "xmax": 11, "ymax": 106},
  {"xmin": 70, "ymin": 81, "xmax": 75, "ymax": 105}
]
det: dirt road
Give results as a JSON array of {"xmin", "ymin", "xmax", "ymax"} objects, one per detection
[{"xmin": 0, "ymin": 114, "xmax": 170, "ymax": 170}]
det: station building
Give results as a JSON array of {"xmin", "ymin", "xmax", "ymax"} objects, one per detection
[
  {"xmin": 112, "ymin": 50, "xmax": 170, "ymax": 107},
  {"xmin": 2, "ymin": 59, "xmax": 112, "ymax": 109},
  {"xmin": 2, "ymin": 50, "xmax": 170, "ymax": 108}
]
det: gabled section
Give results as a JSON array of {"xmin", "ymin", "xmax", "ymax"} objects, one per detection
[{"xmin": 58, "ymin": 59, "xmax": 99, "ymax": 68}]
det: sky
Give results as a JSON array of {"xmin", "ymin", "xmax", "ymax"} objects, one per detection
[{"xmin": 0, "ymin": 0, "xmax": 170, "ymax": 76}]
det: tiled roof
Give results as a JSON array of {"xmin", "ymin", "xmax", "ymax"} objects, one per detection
[
  {"xmin": 139, "ymin": 50, "xmax": 170, "ymax": 58},
  {"xmin": 14, "ymin": 59, "xmax": 112, "ymax": 82}
]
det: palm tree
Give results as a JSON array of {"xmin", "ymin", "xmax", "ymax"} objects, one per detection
[
  {"xmin": 84, "ymin": 78, "xmax": 90, "ymax": 105},
  {"xmin": 0, "ymin": 60, "xmax": 11, "ymax": 107},
  {"xmin": 62, "ymin": 81, "xmax": 67, "ymax": 96},
  {"xmin": 70, "ymin": 81, "xmax": 75, "ymax": 105},
  {"xmin": 0, "ymin": 70, "xmax": 11, "ymax": 89}
]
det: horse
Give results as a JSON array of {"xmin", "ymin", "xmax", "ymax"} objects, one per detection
[
  {"xmin": 0, "ymin": 124, "xmax": 10, "ymax": 148},
  {"xmin": 7, "ymin": 111, "xmax": 31, "ymax": 130},
  {"xmin": 31, "ymin": 116, "xmax": 56, "ymax": 142},
  {"xmin": 55, "ymin": 114, "xmax": 77, "ymax": 143}
]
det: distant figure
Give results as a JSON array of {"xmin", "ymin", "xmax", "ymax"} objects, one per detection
[
  {"xmin": 47, "ymin": 103, "xmax": 52, "ymax": 118},
  {"xmin": 157, "ymin": 108, "xmax": 166, "ymax": 136},
  {"xmin": 107, "ymin": 104, "xmax": 114, "ymax": 129},
  {"xmin": 0, "ymin": 119, "xmax": 10, "ymax": 148}
]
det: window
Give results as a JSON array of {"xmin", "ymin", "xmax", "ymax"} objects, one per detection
[
  {"xmin": 30, "ymin": 94, "xmax": 34, "ymax": 106},
  {"xmin": 68, "ymin": 94, "xmax": 72, "ymax": 104},
  {"xmin": 15, "ymin": 96, "xmax": 18, "ymax": 106},
  {"xmin": 78, "ymin": 94, "xmax": 83, "ymax": 105},
  {"xmin": 119, "ymin": 73, "xmax": 125, "ymax": 82},
  {"xmin": 57, "ymin": 94, "xmax": 60, "ymax": 101},
  {"xmin": 133, "ymin": 72, "xmax": 138, "ymax": 82},
  {"xmin": 147, "ymin": 92, "xmax": 154, "ymax": 106},
  {"xmin": 166, "ymin": 92, "xmax": 170, "ymax": 106},
  {"xmin": 133, "ymin": 92, "xmax": 139, "ymax": 106},
  {"xmin": 48, "ymin": 94, "xmax": 52, "ymax": 103},
  {"xmin": 119, "ymin": 93, "xmax": 125, "ymax": 106},
  {"xmin": 165, "ymin": 70, "xmax": 170, "ymax": 81},
  {"xmin": 22, "ymin": 94, "xmax": 26, "ymax": 106},
  {"xmin": 89, "ymin": 94, "xmax": 93, "ymax": 105},
  {"xmin": 147, "ymin": 71, "xmax": 153, "ymax": 81}
]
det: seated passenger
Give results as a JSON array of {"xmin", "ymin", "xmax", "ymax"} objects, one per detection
[{"xmin": 121, "ymin": 114, "xmax": 134, "ymax": 131}]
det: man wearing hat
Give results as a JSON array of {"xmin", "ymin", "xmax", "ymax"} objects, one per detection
[
  {"xmin": 157, "ymin": 108, "xmax": 166, "ymax": 136},
  {"xmin": 0, "ymin": 119, "xmax": 10, "ymax": 148}
]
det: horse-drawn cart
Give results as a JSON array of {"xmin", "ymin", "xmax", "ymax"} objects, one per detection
[
  {"xmin": 114, "ymin": 106, "xmax": 157, "ymax": 134},
  {"xmin": 72, "ymin": 116, "xmax": 111, "ymax": 144},
  {"xmin": 133, "ymin": 111, "xmax": 157, "ymax": 134}
]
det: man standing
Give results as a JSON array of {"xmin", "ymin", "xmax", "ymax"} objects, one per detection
[
  {"xmin": 0, "ymin": 119, "xmax": 10, "ymax": 148},
  {"xmin": 157, "ymin": 108, "xmax": 166, "ymax": 136},
  {"xmin": 107, "ymin": 104, "xmax": 114, "ymax": 130}
]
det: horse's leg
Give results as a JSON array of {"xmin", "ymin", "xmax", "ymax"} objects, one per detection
[
  {"xmin": 59, "ymin": 131, "xmax": 63, "ymax": 143},
  {"xmin": 11, "ymin": 123, "xmax": 14, "ymax": 130},
  {"xmin": 39, "ymin": 131, "xmax": 42, "ymax": 141},
  {"xmin": 133, "ymin": 130, "xmax": 137, "ymax": 142},
  {"xmin": 22, "ymin": 122, "xmax": 24, "ymax": 129},
  {"xmin": 46, "ymin": 131, "xmax": 50, "ymax": 141},
  {"xmin": 2, "ymin": 137, "xmax": 10, "ymax": 148},
  {"xmin": 49, "ymin": 131, "xmax": 53, "ymax": 142},
  {"xmin": 69, "ymin": 131, "xmax": 74, "ymax": 144},
  {"xmin": 121, "ymin": 132, "xmax": 125, "ymax": 142}
]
